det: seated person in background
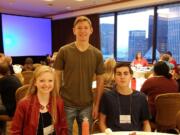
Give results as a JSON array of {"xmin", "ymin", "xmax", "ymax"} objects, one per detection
[
  {"xmin": 0, "ymin": 62, "xmax": 22, "ymax": 117},
  {"xmin": 5, "ymin": 56, "xmax": 15, "ymax": 74},
  {"xmin": 23, "ymin": 57, "xmax": 35, "ymax": 71},
  {"xmin": 160, "ymin": 54, "xmax": 174, "ymax": 71},
  {"xmin": 0, "ymin": 53, "xmax": 5, "ymax": 64},
  {"xmin": 131, "ymin": 52, "xmax": 148, "ymax": 67},
  {"xmin": 176, "ymin": 65, "xmax": 180, "ymax": 92},
  {"xmin": 99, "ymin": 62, "xmax": 151, "ymax": 132},
  {"xmin": 141, "ymin": 61, "xmax": 178, "ymax": 122},
  {"xmin": 45, "ymin": 52, "xmax": 58, "ymax": 67},
  {"xmin": 103, "ymin": 58, "xmax": 116, "ymax": 90},
  {"xmin": 165, "ymin": 51, "xmax": 177, "ymax": 72},
  {"xmin": 45, "ymin": 54, "xmax": 53, "ymax": 67},
  {"xmin": 11, "ymin": 65, "xmax": 68, "ymax": 135}
]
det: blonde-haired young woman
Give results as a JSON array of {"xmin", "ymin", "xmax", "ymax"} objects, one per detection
[
  {"xmin": 103, "ymin": 58, "xmax": 116, "ymax": 90},
  {"xmin": 11, "ymin": 65, "xmax": 68, "ymax": 135}
]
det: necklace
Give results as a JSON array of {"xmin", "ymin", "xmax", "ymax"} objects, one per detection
[{"xmin": 40, "ymin": 104, "xmax": 49, "ymax": 110}]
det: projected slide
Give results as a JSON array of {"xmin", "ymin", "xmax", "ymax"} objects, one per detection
[{"xmin": 1, "ymin": 14, "xmax": 52, "ymax": 56}]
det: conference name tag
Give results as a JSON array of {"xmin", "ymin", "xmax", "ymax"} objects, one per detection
[
  {"xmin": 43, "ymin": 125, "xmax": 54, "ymax": 135},
  {"xmin": 119, "ymin": 115, "xmax": 131, "ymax": 124}
]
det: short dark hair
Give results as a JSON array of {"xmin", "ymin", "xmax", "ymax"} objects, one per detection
[
  {"xmin": 154, "ymin": 61, "xmax": 172, "ymax": 79},
  {"xmin": 114, "ymin": 62, "xmax": 133, "ymax": 75},
  {"xmin": 25, "ymin": 57, "xmax": 33, "ymax": 64},
  {"xmin": 165, "ymin": 51, "xmax": 172, "ymax": 56}
]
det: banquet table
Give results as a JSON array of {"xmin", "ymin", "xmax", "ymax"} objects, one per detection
[
  {"xmin": 92, "ymin": 131, "xmax": 176, "ymax": 135},
  {"xmin": 131, "ymin": 66, "xmax": 152, "ymax": 91},
  {"xmin": 132, "ymin": 66, "xmax": 152, "ymax": 79}
]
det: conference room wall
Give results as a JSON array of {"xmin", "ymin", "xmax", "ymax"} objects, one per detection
[
  {"xmin": 0, "ymin": 14, "xmax": 100, "ymax": 64},
  {"xmin": 0, "ymin": 14, "xmax": 3, "ymax": 54},
  {"xmin": 52, "ymin": 14, "xmax": 101, "ymax": 52}
]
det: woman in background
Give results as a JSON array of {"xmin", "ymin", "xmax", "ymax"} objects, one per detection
[
  {"xmin": 141, "ymin": 61, "xmax": 178, "ymax": 122},
  {"xmin": 160, "ymin": 54, "xmax": 174, "ymax": 70},
  {"xmin": 131, "ymin": 52, "xmax": 148, "ymax": 67},
  {"xmin": 11, "ymin": 65, "xmax": 67, "ymax": 135},
  {"xmin": 103, "ymin": 58, "xmax": 116, "ymax": 90},
  {"xmin": 165, "ymin": 51, "xmax": 177, "ymax": 72}
]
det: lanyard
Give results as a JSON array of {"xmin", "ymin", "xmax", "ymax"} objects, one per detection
[
  {"xmin": 115, "ymin": 90, "xmax": 137, "ymax": 125},
  {"xmin": 116, "ymin": 91, "xmax": 132, "ymax": 116}
]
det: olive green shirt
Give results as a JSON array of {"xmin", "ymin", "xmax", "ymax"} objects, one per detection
[{"xmin": 54, "ymin": 42, "xmax": 104, "ymax": 107}]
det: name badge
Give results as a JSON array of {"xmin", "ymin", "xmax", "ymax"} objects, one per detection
[
  {"xmin": 119, "ymin": 115, "xmax": 131, "ymax": 124},
  {"xmin": 43, "ymin": 125, "xmax": 54, "ymax": 135}
]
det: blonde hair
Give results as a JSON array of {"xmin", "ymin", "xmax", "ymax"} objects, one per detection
[
  {"xmin": 73, "ymin": 16, "xmax": 92, "ymax": 27},
  {"xmin": 103, "ymin": 58, "xmax": 116, "ymax": 83},
  {"xmin": 27, "ymin": 65, "xmax": 59, "ymax": 124},
  {"xmin": 161, "ymin": 54, "xmax": 170, "ymax": 62},
  {"xmin": 5, "ymin": 56, "xmax": 12, "ymax": 65},
  {"xmin": 0, "ymin": 53, "xmax": 5, "ymax": 64}
]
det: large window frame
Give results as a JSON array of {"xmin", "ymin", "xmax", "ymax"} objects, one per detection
[
  {"xmin": 99, "ymin": 13, "xmax": 115, "ymax": 60},
  {"xmin": 100, "ymin": 2, "xmax": 180, "ymax": 64},
  {"xmin": 116, "ymin": 8, "xmax": 154, "ymax": 62}
]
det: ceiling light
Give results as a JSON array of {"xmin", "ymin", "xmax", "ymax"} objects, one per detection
[
  {"xmin": 43, "ymin": 0, "xmax": 54, "ymax": 2},
  {"xmin": 47, "ymin": 3, "xmax": 53, "ymax": 6},
  {"xmin": 66, "ymin": 6, "xmax": 71, "ymax": 10},
  {"xmin": 75, "ymin": 0, "xmax": 85, "ymax": 1}
]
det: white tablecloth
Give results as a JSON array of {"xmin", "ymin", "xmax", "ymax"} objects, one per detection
[
  {"xmin": 131, "ymin": 67, "xmax": 151, "ymax": 91},
  {"xmin": 93, "ymin": 131, "xmax": 175, "ymax": 135}
]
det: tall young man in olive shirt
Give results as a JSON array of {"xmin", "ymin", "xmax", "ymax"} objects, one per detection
[{"xmin": 54, "ymin": 16, "xmax": 104, "ymax": 135}]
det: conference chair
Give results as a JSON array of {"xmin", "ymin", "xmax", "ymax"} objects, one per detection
[
  {"xmin": 91, "ymin": 119, "xmax": 101, "ymax": 134},
  {"xmin": 155, "ymin": 93, "xmax": 180, "ymax": 133},
  {"xmin": 176, "ymin": 110, "xmax": 180, "ymax": 133},
  {"xmin": 15, "ymin": 84, "xmax": 30, "ymax": 103}
]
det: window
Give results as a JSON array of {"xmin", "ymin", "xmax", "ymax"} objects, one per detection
[
  {"xmin": 100, "ymin": 14, "xmax": 115, "ymax": 60},
  {"xmin": 116, "ymin": 8, "xmax": 154, "ymax": 62},
  {"xmin": 157, "ymin": 4, "xmax": 180, "ymax": 64}
]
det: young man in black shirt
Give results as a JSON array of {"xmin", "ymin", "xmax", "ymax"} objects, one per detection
[{"xmin": 99, "ymin": 62, "xmax": 151, "ymax": 132}]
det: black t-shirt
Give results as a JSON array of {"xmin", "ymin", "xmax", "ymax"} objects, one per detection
[
  {"xmin": 0, "ymin": 75, "xmax": 22, "ymax": 116},
  {"xmin": 37, "ymin": 112, "xmax": 56, "ymax": 135},
  {"xmin": 100, "ymin": 89, "xmax": 150, "ymax": 131}
]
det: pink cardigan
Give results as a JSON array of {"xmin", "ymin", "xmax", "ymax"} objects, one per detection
[{"xmin": 132, "ymin": 58, "xmax": 148, "ymax": 67}]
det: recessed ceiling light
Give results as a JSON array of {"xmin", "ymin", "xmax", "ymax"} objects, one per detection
[
  {"xmin": 43, "ymin": 0, "xmax": 54, "ymax": 2},
  {"xmin": 66, "ymin": 6, "xmax": 71, "ymax": 10},
  {"xmin": 75, "ymin": 0, "xmax": 85, "ymax": 2},
  {"xmin": 8, "ymin": 0, "xmax": 15, "ymax": 4},
  {"xmin": 47, "ymin": 3, "xmax": 53, "ymax": 6}
]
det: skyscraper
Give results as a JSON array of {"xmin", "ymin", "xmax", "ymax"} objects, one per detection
[
  {"xmin": 128, "ymin": 30, "xmax": 147, "ymax": 61},
  {"xmin": 149, "ymin": 15, "xmax": 168, "ymax": 60},
  {"xmin": 100, "ymin": 23, "xmax": 114, "ymax": 59},
  {"xmin": 168, "ymin": 17, "xmax": 180, "ymax": 63}
]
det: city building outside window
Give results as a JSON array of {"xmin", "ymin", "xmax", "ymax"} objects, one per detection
[
  {"xmin": 100, "ymin": 14, "xmax": 115, "ymax": 60},
  {"xmin": 116, "ymin": 8, "xmax": 154, "ymax": 62},
  {"xmin": 157, "ymin": 3, "xmax": 180, "ymax": 63}
]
